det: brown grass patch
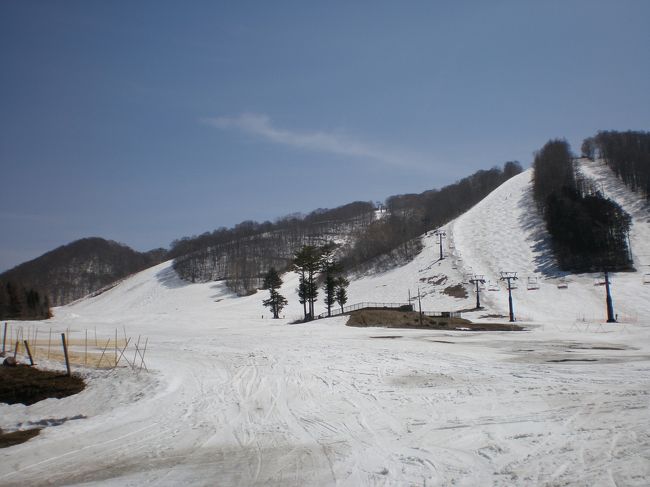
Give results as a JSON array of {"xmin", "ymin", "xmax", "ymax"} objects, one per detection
[
  {"xmin": 346, "ymin": 309, "xmax": 470, "ymax": 329},
  {"xmin": 346, "ymin": 309, "xmax": 523, "ymax": 331},
  {"xmin": 0, "ymin": 364, "xmax": 85, "ymax": 405},
  {"xmin": 0, "ymin": 428, "xmax": 42, "ymax": 448},
  {"xmin": 442, "ymin": 284, "xmax": 468, "ymax": 298}
]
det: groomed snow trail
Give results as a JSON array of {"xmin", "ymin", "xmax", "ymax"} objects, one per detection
[{"xmin": 2, "ymin": 161, "xmax": 650, "ymax": 486}]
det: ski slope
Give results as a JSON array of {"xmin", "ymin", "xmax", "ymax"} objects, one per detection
[{"xmin": 2, "ymin": 161, "xmax": 650, "ymax": 486}]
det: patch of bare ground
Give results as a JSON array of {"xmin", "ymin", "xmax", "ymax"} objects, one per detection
[
  {"xmin": 0, "ymin": 428, "xmax": 42, "ymax": 449},
  {"xmin": 0, "ymin": 364, "xmax": 85, "ymax": 406},
  {"xmin": 442, "ymin": 284, "xmax": 468, "ymax": 298},
  {"xmin": 345, "ymin": 309, "xmax": 522, "ymax": 331}
]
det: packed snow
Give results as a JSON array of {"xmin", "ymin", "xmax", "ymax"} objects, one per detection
[{"xmin": 2, "ymin": 160, "xmax": 649, "ymax": 486}]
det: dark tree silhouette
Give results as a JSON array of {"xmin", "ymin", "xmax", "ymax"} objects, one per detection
[
  {"xmin": 319, "ymin": 243, "xmax": 340, "ymax": 317},
  {"xmin": 335, "ymin": 276, "xmax": 349, "ymax": 313},
  {"xmin": 261, "ymin": 268, "xmax": 287, "ymax": 319},
  {"xmin": 591, "ymin": 130, "xmax": 650, "ymax": 199},
  {"xmin": 0, "ymin": 280, "xmax": 51, "ymax": 320},
  {"xmin": 293, "ymin": 245, "xmax": 323, "ymax": 321},
  {"xmin": 532, "ymin": 138, "xmax": 632, "ymax": 272}
]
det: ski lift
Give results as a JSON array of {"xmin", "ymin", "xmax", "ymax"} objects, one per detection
[
  {"xmin": 462, "ymin": 273, "xmax": 473, "ymax": 284},
  {"xmin": 526, "ymin": 276, "xmax": 540, "ymax": 290},
  {"xmin": 594, "ymin": 277, "xmax": 607, "ymax": 286},
  {"xmin": 487, "ymin": 280, "xmax": 500, "ymax": 291},
  {"xmin": 643, "ymin": 273, "xmax": 650, "ymax": 285},
  {"xmin": 506, "ymin": 279, "xmax": 518, "ymax": 290},
  {"xmin": 557, "ymin": 278, "xmax": 569, "ymax": 289},
  {"xmin": 451, "ymin": 260, "xmax": 458, "ymax": 270}
]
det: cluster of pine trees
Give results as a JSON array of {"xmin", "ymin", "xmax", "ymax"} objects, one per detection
[
  {"xmin": 582, "ymin": 130, "xmax": 650, "ymax": 200},
  {"xmin": 0, "ymin": 281, "xmax": 51, "ymax": 320},
  {"xmin": 533, "ymin": 139, "xmax": 632, "ymax": 272},
  {"xmin": 262, "ymin": 244, "xmax": 349, "ymax": 321}
]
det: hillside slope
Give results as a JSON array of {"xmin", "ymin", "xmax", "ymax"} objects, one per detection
[
  {"xmin": 452, "ymin": 159, "xmax": 650, "ymax": 324},
  {"xmin": 0, "ymin": 238, "xmax": 166, "ymax": 306},
  {"xmin": 2, "ymin": 161, "xmax": 649, "ymax": 486}
]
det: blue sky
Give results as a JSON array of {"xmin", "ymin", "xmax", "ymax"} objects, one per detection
[{"xmin": 1, "ymin": 0, "xmax": 649, "ymax": 271}]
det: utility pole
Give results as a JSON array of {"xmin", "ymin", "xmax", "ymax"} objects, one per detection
[
  {"xmin": 499, "ymin": 272, "xmax": 518, "ymax": 322},
  {"xmin": 469, "ymin": 275, "xmax": 486, "ymax": 309},
  {"xmin": 434, "ymin": 229, "xmax": 446, "ymax": 260},
  {"xmin": 604, "ymin": 271, "xmax": 616, "ymax": 323},
  {"xmin": 417, "ymin": 287, "xmax": 423, "ymax": 326}
]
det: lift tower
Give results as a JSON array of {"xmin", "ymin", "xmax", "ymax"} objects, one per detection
[{"xmin": 499, "ymin": 272, "xmax": 518, "ymax": 322}]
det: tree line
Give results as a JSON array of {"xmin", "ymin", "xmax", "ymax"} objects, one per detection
[
  {"xmin": 340, "ymin": 161, "xmax": 522, "ymax": 271},
  {"xmin": 172, "ymin": 202, "xmax": 375, "ymax": 294},
  {"xmin": 0, "ymin": 281, "xmax": 51, "ymax": 320},
  {"xmin": 582, "ymin": 130, "xmax": 650, "ymax": 200},
  {"xmin": 533, "ymin": 139, "xmax": 632, "ymax": 272},
  {"xmin": 172, "ymin": 163, "xmax": 524, "ymax": 294},
  {"xmin": 0, "ymin": 237, "xmax": 167, "ymax": 307}
]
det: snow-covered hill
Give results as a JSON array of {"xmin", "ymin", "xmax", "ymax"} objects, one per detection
[
  {"xmin": 346, "ymin": 158, "xmax": 650, "ymax": 325},
  {"xmin": 2, "ymin": 159, "xmax": 649, "ymax": 486}
]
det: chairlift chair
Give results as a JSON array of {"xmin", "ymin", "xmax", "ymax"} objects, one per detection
[
  {"xmin": 643, "ymin": 273, "xmax": 650, "ymax": 285},
  {"xmin": 526, "ymin": 276, "xmax": 540, "ymax": 290}
]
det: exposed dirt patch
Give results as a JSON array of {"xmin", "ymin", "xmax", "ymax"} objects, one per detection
[
  {"xmin": 547, "ymin": 358, "xmax": 599, "ymax": 363},
  {"xmin": 346, "ymin": 309, "xmax": 523, "ymax": 331},
  {"xmin": 420, "ymin": 274, "xmax": 448, "ymax": 286},
  {"xmin": 0, "ymin": 364, "xmax": 85, "ymax": 405},
  {"xmin": 347, "ymin": 309, "xmax": 469, "ymax": 329},
  {"xmin": 0, "ymin": 428, "xmax": 42, "ymax": 448},
  {"xmin": 568, "ymin": 344, "xmax": 627, "ymax": 351},
  {"xmin": 442, "ymin": 284, "xmax": 468, "ymax": 299}
]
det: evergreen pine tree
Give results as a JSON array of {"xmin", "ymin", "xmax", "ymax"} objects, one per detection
[
  {"xmin": 262, "ymin": 268, "xmax": 288, "ymax": 319},
  {"xmin": 319, "ymin": 243, "xmax": 339, "ymax": 317},
  {"xmin": 335, "ymin": 276, "xmax": 349, "ymax": 313},
  {"xmin": 293, "ymin": 246, "xmax": 321, "ymax": 320}
]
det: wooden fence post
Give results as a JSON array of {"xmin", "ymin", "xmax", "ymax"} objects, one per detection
[
  {"xmin": 24, "ymin": 340, "xmax": 35, "ymax": 366},
  {"xmin": 139, "ymin": 337, "xmax": 149, "ymax": 372},
  {"xmin": 33, "ymin": 328, "xmax": 39, "ymax": 360},
  {"xmin": 61, "ymin": 333, "xmax": 71, "ymax": 377},
  {"xmin": 1, "ymin": 322, "xmax": 6, "ymax": 355},
  {"xmin": 97, "ymin": 338, "xmax": 112, "ymax": 368}
]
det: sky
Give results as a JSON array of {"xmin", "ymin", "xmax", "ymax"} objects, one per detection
[{"xmin": 1, "ymin": 0, "xmax": 649, "ymax": 272}]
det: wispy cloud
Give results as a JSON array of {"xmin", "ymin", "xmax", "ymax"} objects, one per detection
[{"xmin": 203, "ymin": 113, "xmax": 427, "ymax": 169}]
